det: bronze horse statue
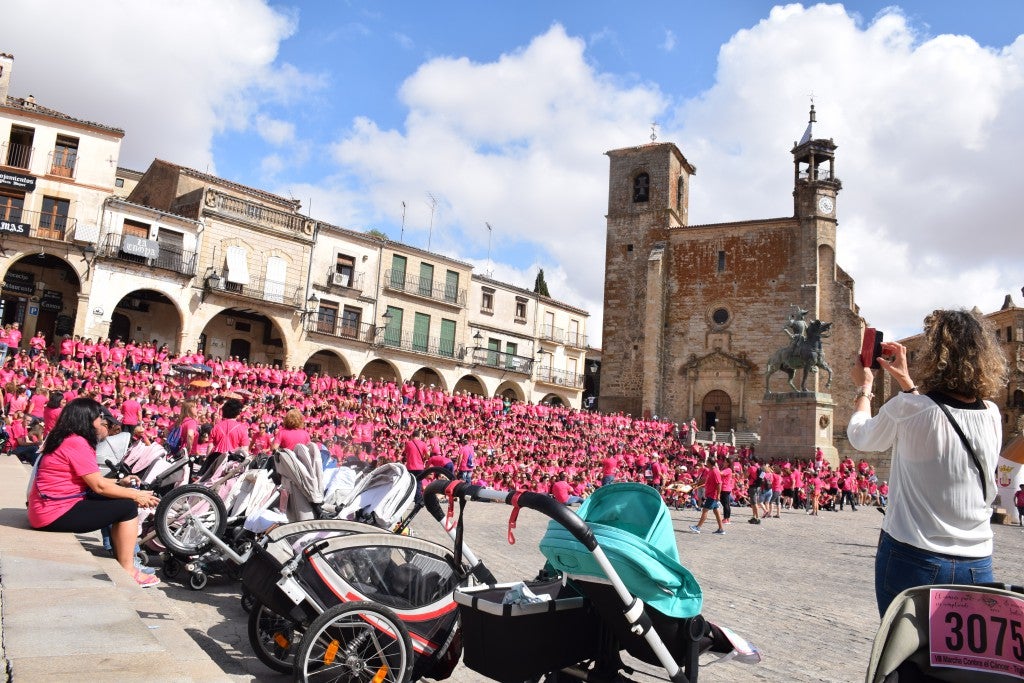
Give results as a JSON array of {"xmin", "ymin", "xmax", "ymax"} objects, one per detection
[{"xmin": 765, "ymin": 319, "xmax": 834, "ymax": 393}]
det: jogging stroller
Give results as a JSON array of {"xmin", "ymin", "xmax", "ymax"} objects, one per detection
[
  {"xmin": 429, "ymin": 480, "xmax": 760, "ymax": 683},
  {"xmin": 865, "ymin": 582, "xmax": 1024, "ymax": 683}
]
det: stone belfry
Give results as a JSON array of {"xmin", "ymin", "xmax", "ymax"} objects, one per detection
[{"xmin": 599, "ymin": 139, "xmax": 695, "ymax": 418}]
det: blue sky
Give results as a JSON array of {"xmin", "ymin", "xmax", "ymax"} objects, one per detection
[{"xmin": 3, "ymin": 1, "xmax": 1023, "ymax": 344}]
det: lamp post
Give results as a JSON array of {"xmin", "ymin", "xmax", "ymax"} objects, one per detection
[{"xmin": 588, "ymin": 361, "xmax": 600, "ymax": 411}]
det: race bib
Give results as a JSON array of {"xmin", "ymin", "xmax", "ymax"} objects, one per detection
[{"xmin": 929, "ymin": 587, "xmax": 1024, "ymax": 678}]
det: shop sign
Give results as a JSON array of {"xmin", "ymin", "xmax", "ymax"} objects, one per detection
[
  {"xmin": 2, "ymin": 269, "xmax": 34, "ymax": 295},
  {"xmin": 0, "ymin": 170, "xmax": 36, "ymax": 192},
  {"xmin": 0, "ymin": 220, "xmax": 29, "ymax": 235},
  {"xmin": 120, "ymin": 235, "xmax": 159, "ymax": 259},
  {"xmin": 40, "ymin": 289, "xmax": 63, "ymax": 312}
]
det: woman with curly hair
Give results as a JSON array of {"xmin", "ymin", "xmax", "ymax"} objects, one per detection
[{"xmin": 848, "ymin": 309, "xmax": 1007, "ymax": 617}]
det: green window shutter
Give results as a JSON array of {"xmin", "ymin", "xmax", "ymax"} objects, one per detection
[
  {"xmin": 440, "ymin": 319, "xmax": 456, "ymax": 357},
  {"xmin": 445, "ymin": 270, "xmax": 459, "ymax": 303},
  {"xmin": 391, "ymin": 255, "xmax": 407, "ymax": 288},
  {"xmin": 413, "ymin": 312, "xmax": 430, "ymax": 352},
  {"xmin": 385, "ymin": 306, "xmax": 403, "ymax": 347},
  {"xmin": 419, "ymin": 263, "xmax": 434, "ymax": 297}
]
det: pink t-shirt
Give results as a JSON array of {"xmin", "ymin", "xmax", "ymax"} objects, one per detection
[
  {"xmin": 28, "ymin": 434, "xmax": 98, "ymax": 528},
  {"xmin": 210, "ymin": 419, "xmax": 250, "ymax": 452},
  {"xmin": 277, "ymin": 428, "xmax": 310, "ymax": 451}
]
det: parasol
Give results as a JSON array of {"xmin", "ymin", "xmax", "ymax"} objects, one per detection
[{"xmin": 189, "ymin": 379, "xmax": 213, "ymax": 388}]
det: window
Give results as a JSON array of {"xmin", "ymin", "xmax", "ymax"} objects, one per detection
[
  {"xmin": 384, "ymin": 306, "xmax": 403, "ymax": 347},
  {"xmin": 334, "ymin": 254, "xmax": 355, "ymax": 287},
  {"xmin": 717, "ymin": 250, "xmax": 726, "ymax": 272},
  {"xmin": 6, "ymin": 126, "xmax": 34, "ymax": 169},
  {"xmin": 568, "ymin": 319, "xmax": 580, "ymax": 346},
  {"xmin": 505, "ymin": 342, "xmax": 518, "ymax": 369},
  {"xmin": 317, "ymin": 302, "xmax": 339, "ymax": 335},
  {"xmin": 50, "ymin": 135, "xmax": 78, "ymax": 177},
  {"xmin": 439, "ymin": 319, "xmax": 456, "ymax": 358},
  {"xmin": 482, "ymin": 288, "xmax": 494, "ymax": 313},
  {"xmin": 0, "ymin": 192, "xmax": 24, "ymax": 223},
  {"xmin": 445, "ymin": 270, "xmax": 460, "ymax": 304},
  {"xmin": 390, "ymin": 255, "xmax": 407, "ymax": 289},
  {"xmin": 712, "ymin": 308, "xmax": 730, "ymax": 325},
  {"xmin": 487, "ymin": 338, "xmax": 500, "ymax": 367},
  {"xmin": 115, "ymin": 178, "xmax": 125, "ymax": 188},
  {"xmin": 118, "ymin": 219, "xmax": 151, "ymax": 264},
  {"xmin": 1007, "ymin": 326, "xmax": 1013, "ymax": 342},
  {"xmin": 677, "ymin": 174, "xmax": 685, "ymax": 209},
  {"xmin": 225, "ymin": 246, "xmax": 250, "ymax": 290},
  {"xmin": 515, "ymin": 297, "xmax": 527, "ymax": 320},
  {"xmin": 156, "ymin": 228, "xmax": 185, "ymax": 272},
  {"xmin": 413, "ymin": 312, "xmax": 431, "ymax": 352},
  {"xmin": 633, "ymin": 173, "xmax": 649, "ymax": 202},
  {"xmin": 264, "ymin": 256, "xmax": 286, "ymax": 303},
  {"xmin": 38, "ymin": 196, "xmax": 70, "ymax": 239},
  {"xmin": 419, "ymin": 262, "xmax": 434, "ymax": 297},
  {"xmin": 341, "ymin": 306, "xmax": 362, "ymax": 338}
]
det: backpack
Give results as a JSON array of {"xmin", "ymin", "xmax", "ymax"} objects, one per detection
[{"xmin": 165, "ymin": 424, "xmax": 184, "ymax": 455}]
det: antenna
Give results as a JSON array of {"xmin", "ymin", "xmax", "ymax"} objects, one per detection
[
  {"xmin": 400, "ymin": 201, "xmax": 407, "ymax": 242},
  {"xmin": 485, "ymin": 222, "xmax": 493, "ymax": 277},
  {"xmin": 426, "ymin": 193, "xmax": 438, "ymax": 251}
]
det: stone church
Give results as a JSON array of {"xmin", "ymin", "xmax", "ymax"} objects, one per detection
[{"xmin": 600, "ymin": 108, "xmax": 866, "ymax": 460}]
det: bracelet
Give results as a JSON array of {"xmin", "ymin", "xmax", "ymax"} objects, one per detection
[
  {"xmin": 855, "ymin": 388, "xmax": 874, "ymax": 400},
  {"xmin": 902, "ymin": 386, "xmax": 918, "ymax": 393}
]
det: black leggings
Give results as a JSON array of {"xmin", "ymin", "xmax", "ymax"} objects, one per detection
[{"xmin": 39, "ymin": 492, "xmax": 138, "ymax": 534}]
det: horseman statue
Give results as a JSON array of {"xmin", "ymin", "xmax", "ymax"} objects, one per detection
[{"xmin": 765, "ymin": 305, "xmax": 834, "ymax": 393}]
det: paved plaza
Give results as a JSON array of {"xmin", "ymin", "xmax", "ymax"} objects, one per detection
[{"xmin": 125, "ymin": 497, "xmax": 1024, "ymax": 682}]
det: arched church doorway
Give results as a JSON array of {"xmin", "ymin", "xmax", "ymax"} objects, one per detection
[{"xmin": 701, "ymin": 390, "xmax": 732, "ymax": 431}]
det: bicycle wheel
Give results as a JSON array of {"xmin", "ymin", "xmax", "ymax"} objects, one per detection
[
  {"xmin": 295, "ymin": 601, "xmax": 413, "ymax": 683},
  {"xmin": 154, "ymin": 484, "xmax": 227, "ymax": 556},
  {"xmin": 248, "ymin": 600, "xmax": 302, "ymax": 673}
]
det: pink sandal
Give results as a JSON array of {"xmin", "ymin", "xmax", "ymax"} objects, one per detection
[{"xmin": 133, "ymin": 569, "xmax": 161, "ymax": 588}]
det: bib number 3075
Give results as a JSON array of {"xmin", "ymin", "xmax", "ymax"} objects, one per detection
[{"xmin": 930, "ymin": 588, "xmax": 1024, "ymax": 678}]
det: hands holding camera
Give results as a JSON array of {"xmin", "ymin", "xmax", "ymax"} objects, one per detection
[{"xmin": 850, "ymin": 340, "xmax": 917, "ymax": 396}]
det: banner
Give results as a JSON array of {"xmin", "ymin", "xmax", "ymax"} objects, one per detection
[
  {"xmin": 0, "ymin": 170, "xmax": 36, "ymax": 191},
  {"xmin": 996, "ymin": 436, "xmax": 1024, "ymax": 513}
]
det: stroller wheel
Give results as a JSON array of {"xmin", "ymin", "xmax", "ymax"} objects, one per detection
[
  {"xmin": 240, "ymin": 589, "xmax": 256, "ymax": 613},
  {"xmin": 248, "ymin": 600, "xmax": 301, "ymax": 673},
  {"xmin": 135, "ymin": 548, "xmax": 150, "ymax": 566},
  {"xmin": 188, "ymin": 572, "xmax": 208, "ymax": 591},
  {"xmin": 162, "ymin": 558, "xmax": 182, "ymax": 579},
  {"xmin": 154, "ymin": 484, "xmax": 228, "ymax": 556},
  {"xmin": 296, "ymin": 601, "xmax": 413, "ymax": 683}
]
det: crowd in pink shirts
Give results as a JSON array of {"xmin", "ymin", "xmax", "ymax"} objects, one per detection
[{"xmin": 0, "ymin": 334, "xmax": 887, "ymax": 510}]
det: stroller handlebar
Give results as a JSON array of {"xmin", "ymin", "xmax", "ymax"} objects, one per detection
[{"xmin": 422, "ymin": 480, "xmax": 598, "ymax": 551}]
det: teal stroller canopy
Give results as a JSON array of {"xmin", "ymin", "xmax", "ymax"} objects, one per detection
[{"xmin": 539, "ymin": 482, "xmax": 703, "ymax": 618}]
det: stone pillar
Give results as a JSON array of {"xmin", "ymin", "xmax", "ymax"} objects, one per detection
[{"xmin": 759, "ymin": 392, "xmax": 837, "ymax": 466}]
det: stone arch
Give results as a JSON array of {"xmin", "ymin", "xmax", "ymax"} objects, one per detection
[
  {"xmin": 700, "ymin": 389, "xmax": 732, "ymax": 431},
  {"xmin": 410, "ymin": 367, "xmax": 448, "ymax": 392},
  {"xmin": 109, "ymin": 288, "xmax": 184, "ymax": 349},
  {"xmin": 304, "ymin": 349, "xmax": 350, "ymax": 378},
  {"xmin": 453, "ymin": 374, "xmax": 486, "ymax": 397},
  {"xmin": 198, "ymin": 307, "xmax": 289, "ymax": 366},
  {"xmin": 495, "ymin": 380, "xmax": 525, "ymax": 403},
  {"xmin": 538, "ymin": 392, "xmax": 566, "ymax": 406},
  {"xmin": 0, "ymin": 252, "xmax": 81, "ymax": 343},
  {"xmin": 358, "ymin": 358, "xmax": 400, "ymax": 384}
]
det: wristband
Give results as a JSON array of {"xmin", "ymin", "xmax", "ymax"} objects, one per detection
[
  {"xmin": 902, "ymin": 386, "xmax": 917, "ymax": 393},
  {"xmin": 855, "ymin": 388, "xmax": 874, "ymax": 400}
]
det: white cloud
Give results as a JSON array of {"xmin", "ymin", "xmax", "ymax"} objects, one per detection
[
  {"xmin": 255, "ymin": 115, "xmax": 296, "ymax": 146},
  {"xmin": 661, "ymin": 29, "xmax": 677, "ymax": 53}
]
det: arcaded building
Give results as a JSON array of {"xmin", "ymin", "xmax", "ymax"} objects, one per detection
[{"xmin": 600, "ymin": 109, "xmax": 867, "ymax": 453}]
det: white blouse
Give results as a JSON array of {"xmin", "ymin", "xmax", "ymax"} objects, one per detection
[{"xmin": 848, "ymin": 392, "xmax": 1002, "ymax": 557}]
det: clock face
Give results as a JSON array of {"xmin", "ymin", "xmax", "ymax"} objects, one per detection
[{"xmin": 817, "ymin": 196, "xmax": 834, "ymax": 215}]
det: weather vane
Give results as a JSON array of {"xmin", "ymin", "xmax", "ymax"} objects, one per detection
[{"xmin": 650, "ymin": 121, "xmax": 659, "ymax": 142}]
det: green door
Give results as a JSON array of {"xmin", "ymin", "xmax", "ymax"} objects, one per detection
[
  {"xmin": 445, "ymin": 270, "xmax": 459, "ymax": 304},
  {"xmin": 384, "ymin": 306, "xmax": 403, "ymax": 347},
  {"xmin": 419, "ymin": 263, "xmax": 434, "ymax": 297},
  {"xmin": 440, "ymin": 319, "xmax": 456, "ymax": 358},
  {"xmin": 390, "ymin": 255, "xmax": 407, "ymax": 289},
  {"xmin": 413, "ymin": 312, "xmax": 430, "ymax": 352}
]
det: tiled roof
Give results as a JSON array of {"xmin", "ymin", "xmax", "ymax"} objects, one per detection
[{"xmin": 2, "ymin": 96, "xmax": 125, "ymax": 135}]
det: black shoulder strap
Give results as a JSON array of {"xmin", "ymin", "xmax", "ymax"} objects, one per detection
[{"xmin": 930, "ymin": 396, "xmax": 989, "ymax": 501}]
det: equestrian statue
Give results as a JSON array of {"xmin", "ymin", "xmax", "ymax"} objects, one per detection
[{"xmin": 765, "ymin": 305, "xmax": 834, "ymax": 393}]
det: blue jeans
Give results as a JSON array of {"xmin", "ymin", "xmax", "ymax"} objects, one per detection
[{"xmin": 875, "ymin": 531, "xmax": 993, "ymax": 618}]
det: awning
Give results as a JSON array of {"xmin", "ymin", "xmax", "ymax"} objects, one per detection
[{"xmin": 225, "ymin": 246, "xmax": 250, "ymax": 285}]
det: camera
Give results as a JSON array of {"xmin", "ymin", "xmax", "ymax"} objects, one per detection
[{"xmin": 859, "ymin": 328, "xmax": 884, "ymax": 369}]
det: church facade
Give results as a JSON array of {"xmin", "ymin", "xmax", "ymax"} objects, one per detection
[{"xmin": 600, "ymin": 109, "xmax": 866, "ymax": 458}]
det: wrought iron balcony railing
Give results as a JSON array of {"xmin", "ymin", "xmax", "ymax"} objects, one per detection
[
  {"xmin": 468, "ymin": 348, "xmax": 535, "ymax": 375},
  {"xmin": 99, "ymin": 233, "xmax": 197, "ymax": 276},
  {"xmin": 0, "ymin": 207, "xmax": 77, "ymax": 242},
  {"xmin": 378, "ymin": 328, "xmax": 460, "ymax": 359},
  {"xmin": 304, "ymin": 317, "xmax": 376, "ymax": 343},
  {"xmin": 1, "ymin": 142, "xmax": 33, "ymax": 170},
  {"xmin": 534, "ymin": 366, "xmax": 585, "ymax": 389},
  {"xmin": 384, "ymin": 269, "xmax": 467, "ymax": 307},
  {"xmin": 203, "ymin": 271, "xmax": 303, "ymax": 307},
  {"xmin": 324, "ymin": 266, "xmax": 365, "ymax": 291}
]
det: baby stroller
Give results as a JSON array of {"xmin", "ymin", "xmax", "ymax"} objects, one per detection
[
  {"xmin": 865, "ymin": 582, "xmax": 1024, "ymax": 682},
  {"xmin": 428, "ymin": 480, "xmax": 760, "ymax": 683},
  {"xmin": 240, "ymin": 520, "xmax": 493, "ymax": 681}
]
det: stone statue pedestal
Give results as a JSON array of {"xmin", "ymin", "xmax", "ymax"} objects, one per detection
[{"xmin": 759, "ymin": 392, "xmax": 837, "ymax": 467}]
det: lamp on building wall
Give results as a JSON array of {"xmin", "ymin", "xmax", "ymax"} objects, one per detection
[
  {"xmin": 300, "ymin": 292, "xmax": 320, "ymax": 320},
  {"xmin": 372, "ymin": 309, "xmax": 394, "ymax": 346},
  {"xmin": 79, "ymin": 243, "xmax": 97, "ymax": 279},
  {"xmin": 201, "ymin": 270, "xmax": 223, "ymax": 302}
]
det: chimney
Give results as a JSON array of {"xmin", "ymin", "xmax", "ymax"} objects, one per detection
[{"xmin": 0, "ymin": 53, "xmax": 13, "ymax": 104}]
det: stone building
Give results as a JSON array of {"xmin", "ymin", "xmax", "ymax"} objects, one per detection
[
  {"xmin": 600, "ymin": 108, "xmax": 868, "ymax": 461},
  {"xmin": 0, "ymin": 52, "xmax": 589, "ymax": 408}
]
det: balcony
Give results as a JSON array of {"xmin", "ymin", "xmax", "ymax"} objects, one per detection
[
  {"xmin": 98, "ymin": 233, "xmax": 197, "ymax": 276},
  {"xmin": 204, "ymin": 191, "xmax": 311, "ymax": 237},
  {"xmin": 48, "ymin": 149, "xmax": 77, "ymax": 179},
  {"xmin": 564, "ymin": 330, "xmax": 588, "ymax": 349},
  {"xmin": 468, "ymin": 348, "xmax": 535, "ymax": 375},
  {"xmin": 203, "ymin": 271, "xmax": 303, "ymax": 308},
  {"xmin": 384, "ymin": 269, "xmax": 467, "ymax": 307},
  {"xmin": 2, "ymin": 142, "xmax": 33, "ymax": 170},
  {"xmin": 324, "ymin": 266, "xmax": 365, "ymax": 292},
  {"xmin": 540, "ymin": 323, "xmax": 564, "ymax": 343},
  {"xmin": 378, "ymin": 329, "xmax": 460, "ymax": 360},
  {"xmin": 304, "ymin": 317, "xmax": 376, "ymax": 343},
  {"xmin": 535, "ymin": 366, "xmax": 584, "ymax": 390},
  {"xmin": 0, "ymin": 207, "xmax": 76, "ymax": 242}
]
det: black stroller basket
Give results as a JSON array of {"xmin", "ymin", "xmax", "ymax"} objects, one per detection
[{"xmin": 426, "ymin": 480, "xmax": 717, "ymax": 683}]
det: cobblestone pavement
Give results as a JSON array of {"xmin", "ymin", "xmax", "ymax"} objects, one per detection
[{"xmin": 150, "ymin": 500, "xmax": 1024, "ymax": 682}]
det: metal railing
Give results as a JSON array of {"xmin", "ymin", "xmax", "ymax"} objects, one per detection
[
  {"xmin": 384, "ymin": 269, "xmax": 467, "ymax": 307},
  {"xmin": 564, "ymin": 331, "xmax": 588, "ymax": 348},
  {"xmin": 204, "ymin": 271, "xmax": 303, "ymax": 307},
  {"xmin": 534, "ymin": 366, "xmax": 584, "ymax": 389},
  {"xmin": 2, "ymin": 142, "xmax": 33, "ymax": 170},
  {"xmin": 540, "ymin": 323, "xmax": 564, "ymax": 343},
  {"xmin": 0, "ymin": 207, "xmax": 77, "ymax": 241},
  {"xmin": 98, "ymin": 233, "xmax": 197, "ymax": 276},
  {"xmin": 304, "ymin": 317, "xmax": 376, "ymax": 343},
  {"xmin": 469, "ymin": 348, "xmax": 535, "ymax": 375},
  {"xmin": 324, "ymin": 266, "xmax": 365, "ymax": 291},
  {"xmin": 48, "ymin": 149, "xmax": 77, "ymax": 178},
  {"xmin": 379, "ymin": 328, "xmax": 460, "ymax": 359},
  {"xmin": 205, "ymin": 192, "xmax": 310, "ymax": 235}
]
